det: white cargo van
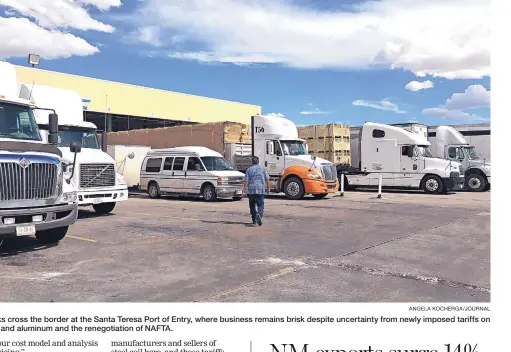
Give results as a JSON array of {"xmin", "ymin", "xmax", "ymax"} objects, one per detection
[{"xmin": 140, "ymin": 147, "xmax": 245, "ymax": 201}]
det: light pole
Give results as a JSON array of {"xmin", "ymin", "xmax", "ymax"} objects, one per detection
[{"xmin": 28, "ymin": 54, "xmax": 40, "ymax": 68}]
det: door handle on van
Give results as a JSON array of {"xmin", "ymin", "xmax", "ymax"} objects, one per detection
[
  {"xmin": 185, "ymin": 171, "xmax": 187, "ymax": 177},
  {"xmin": 265, "ymin": 161, "xmax": 268, "ymax": 167},
  {"xmin": 172, "ymin": 171, "xmax": 174, "ymax": 176}
]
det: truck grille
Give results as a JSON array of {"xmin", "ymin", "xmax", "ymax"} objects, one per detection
[
  {"xmin": 227, "ymin": 176, "xmax": 244, "ymax": 185},
  {"xmin": 321, "ymin": 164, "xmax": 337, "ymax": 182},
  {"xmin": 79, "ymin": 164, "xmax": 115, "ymax": 188},
  {"xmin": 0, "ymin": 162, "xmax": 58, "ymax": 201}
]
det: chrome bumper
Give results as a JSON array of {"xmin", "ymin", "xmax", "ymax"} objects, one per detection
[
  {"xmin": 77, "ymin": 186, "xmax": 128, "ymax": 205},
  {"xmin": 0, "ymin": 203, "xmax": 78, "ymax": 236},
  {"xmin": 216, "ymin": 185, "xmax": 243, "ymax": 198}
]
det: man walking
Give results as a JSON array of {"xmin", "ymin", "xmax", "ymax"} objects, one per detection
[{"xmin": 242, "ymin": 156, "xmax": 270, "ymax": 226}]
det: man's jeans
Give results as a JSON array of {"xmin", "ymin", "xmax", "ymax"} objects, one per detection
[{"xmin": 248, "ymin": 194, "xmax": 265, "ymax": 223}]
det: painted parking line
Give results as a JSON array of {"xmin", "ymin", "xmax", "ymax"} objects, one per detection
[{"xmin": 66, "ymin": 235, "xmax": 97, "ymax": 243}]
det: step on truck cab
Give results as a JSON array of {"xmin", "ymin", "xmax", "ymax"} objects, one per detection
[
  {"xmin": 140, "ymin": 146, "xmax": 245, "ymax": 201},
  {"xmin": 250, "ymin": 114, "xmax": 339, "ymax": 199},
  {"xmin": 19, "ymin": 84, "xmax": 128, "ymax": 214},
  {"xmin": 431, "ymin": 126, "xmax": 490, "ymax": 192},
  {"xmin": 0, "ymin": 62, "xmax": 80, "ymax": 243},
  {"xmin": 339, "ymin": 122, "xmax": 464, "ymax": 194}
]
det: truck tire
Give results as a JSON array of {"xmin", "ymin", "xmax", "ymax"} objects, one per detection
[
  {"xmin": 284, "ymin": 176, "xmax": 305, "ymax": 200},
  {"xmin": 465, "ymin": 173, "xmax": 487, "ymax": 192},
  {"xmin": 147, "ymin": 182, "xmax": 161, "ymax": 199},
  {"xmin": 313, "ymin": 194, "xmax": 328, "ymax": 199},
  {"xmin": 35, "ymin": 226, "xmax": 68, "ymax": 244},
  {"xmin": 422, "ymin": 175, "xmax": 444, "ymax": 194},
  {"xmin": 93, "ymin": 202, "xmax": 116, "ymax": 214},
  {"xmin": 202, "ymin": 184, "xmax": 217, "ymax": 202}
]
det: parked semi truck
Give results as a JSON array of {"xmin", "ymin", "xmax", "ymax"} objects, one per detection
[
  {"xmin": 226, "ymin": 114, "xmax": 339, "ymax": 199},
  {"xmin": 338, "ymin": 122, "xmax": 464, "ymax": 194},
  {"xmin": 392, "ymin": 122, "xmax": 491, "ymax": 192},
  {"xmin": 429, "ymin": 126, "xmax": 490, "ymax": 192},
  {"xmin": 18, "ymin": 84, "xmax": 128, "ymax": 214},
  {"xmin": 1, "ymin": 61, "xmax": 80, "ymax": 243}
]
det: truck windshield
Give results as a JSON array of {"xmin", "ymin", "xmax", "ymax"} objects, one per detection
[
  {"xmin": 0, "ymin": 102, "xmax": 41, "ymax": 141},
  {"xmin": 57, "ymin": 126, "xmax": 100, "ymax": 149},
  {"xmin": 417, "ymin": 145, "xmax": 433, "ymax": 157},
  {"xmin": 201, "ymin": 156, "xmax": 234, "ymax": 171},
  {"xmin": 281, "ymin": 140, "xmax": 307, "ymax": 156},
  {"xmin": 464, "ymin": 147, "xmax": 479, "ymax": 160}
]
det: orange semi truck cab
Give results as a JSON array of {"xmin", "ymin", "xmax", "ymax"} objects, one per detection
[{"xmin": 248, "ymin": 114, "xmax": 339, "ymax": 199}]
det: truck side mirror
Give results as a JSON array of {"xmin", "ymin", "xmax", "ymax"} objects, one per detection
[
  {"xmin": 266, "ymin": 141, "xmax": 274, "ymax": 155},
  {"xmin": 70, "ymin": 141, "xmax": 82, "ymax": 154},
  {"xmin": 407, "ymin": 146, "xmax": 414, "ymax": 158},
  {"xmin": 48, "ymin": 113, "xmax": 59, "ymax": 145},
  {"xmin": 65, "ymin": 142, "xmax": 81, "ymax": 184}
]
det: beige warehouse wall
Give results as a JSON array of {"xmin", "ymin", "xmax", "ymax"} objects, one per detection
[{"xmin": 14, "ymin": 66, "xmax": 261, "ymax": 125}]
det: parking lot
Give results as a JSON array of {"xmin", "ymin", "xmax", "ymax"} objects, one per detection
[{"xmin": 0, "ymin": 190, "xmax": 490, "ymax": 302}]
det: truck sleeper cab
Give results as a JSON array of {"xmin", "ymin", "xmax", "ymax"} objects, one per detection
[
  {"xmin": 140, "ymin": 147, "xmax": 244, "ymax": 202},
  {"xmin": 339, "ymin": 122, "xmax": 464, "ymax": 194}
]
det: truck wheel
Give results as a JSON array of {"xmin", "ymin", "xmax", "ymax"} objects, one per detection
[
  {"xmin": 202, "ymin": 184, "xmax": 217, "ymax": 202},
  {"xmin": 147, "ymin": 182, "xmax": 160, "ymax": 199},
  {"xmin": 284, "ymin": 176, "xmax": 305, "ymax": 200},
  {"xmin": 422, "ymin": 175, "xmax": 444, "ymax": 194},
  {"xmin": 465, "ymin": 174, "xmax": 487, "ymax": 192},
  {"xmin": 93, "ymin": 202, "xmax": 116, "ymax": 214},
  {"xmin": 35, "ymin": 226, "xmax": 68, "ymax": 244},
  {"xmin": 313, "ymin": 194, "xmax": 328, "ymax": 199}
]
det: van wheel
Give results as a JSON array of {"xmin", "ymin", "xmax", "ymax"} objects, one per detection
[
  {"xmin": 93, "ymin": 202, "xmax": 116, "ymax": 214},
  {"xmin": 35, "ymin": 226, "xmax": 68, "ymax": 244},
  {"xmin": 147, "ymin": 182, "xmax": 160, "ymax": 199},
  {"xmin": 284, "ymin": 176, "xmax": 305, "ymax": 200},
  {"xmin": 465, "ymin": 173, "xmax": 487, "ymax": 192},
  {"xmin": 202, "ymin": 184, "xmax": 217, "ymax": 202},
  {"xmin": 422, "ymin": 175, "xmax": 444, "ymax": 194}
]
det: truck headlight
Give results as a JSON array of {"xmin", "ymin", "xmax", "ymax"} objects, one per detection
[
  {"xmin": 307, "ymin": 173, "xmax": 321, "ymax": 179},
  {"xmin": 450, "ymin": 171, "xmax": 460, "ymax": 178},
  {"xmin": 59, "ymin": 191, "xmax": 77, "ymax": 203},
  {"xmin": 116, "ymin": 173, "xmax": 126, "ymax": 186}
]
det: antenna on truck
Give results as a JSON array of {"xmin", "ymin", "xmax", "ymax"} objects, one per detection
[{"xmin": 28, "ymin": 81, "xmax": 35, "ymax": 101}]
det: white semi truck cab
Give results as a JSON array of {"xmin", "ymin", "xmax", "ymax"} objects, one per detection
[
  {"xmin": 433, "ymin": 126, "xmax": 491, "ymax": 192},
  {"xmin": 340, "ymin": 122, "xmax": 464, "ymax": 194},
  {"xmin": 19, "ymin": 84, "xmax": 128, "ymax": 214},
  {"xmin": 250, "ymin": 114, "xmax": 339, "ymax": 199},
  {"xmin": 1, "ymin": 62, "xmax": 80, "ymax": 243}
]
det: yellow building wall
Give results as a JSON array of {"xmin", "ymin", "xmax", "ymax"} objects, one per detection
[{"xmin": 14, "ymin": 66, "xmax": 261, "ymax": 125}]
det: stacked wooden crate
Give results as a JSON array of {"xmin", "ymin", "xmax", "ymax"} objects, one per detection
[
  {"xmin": 105, "ymin": 121, "xmax": 251, "ymax": 154},
  {"xmin": 298, "ymin": 123, "xmax": 351, "ymax": 165}
]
